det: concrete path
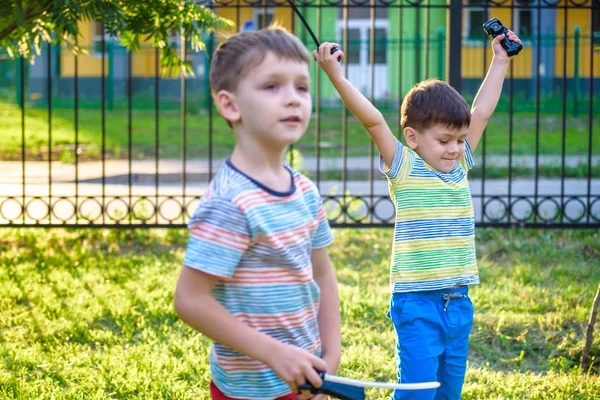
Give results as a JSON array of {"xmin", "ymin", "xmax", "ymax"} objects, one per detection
[{"xmin": 1, "ymin": 158, "xmax": 598, "ymax": 225}]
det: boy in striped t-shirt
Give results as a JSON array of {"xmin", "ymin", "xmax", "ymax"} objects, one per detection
[
  {"xmin": 315, "ymin": 30, "xmax": 521, "ymax": 399},
  {"xmin": 174, "ymin": 28, "xmax": 340, "ymax": 400}
]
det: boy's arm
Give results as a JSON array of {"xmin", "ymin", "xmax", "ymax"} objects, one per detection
[
  {"xmin": 468, "ymin": 30, "xmax": 522, "ymax": 152},
  {"xmin": 314, "ymin": 43, "xmax": 397, "ymax": 168},
  {"xmin": 311, "ymin": 246, "xmax": 341, "ymax": 374},
  {"xmin": 173, "ymin": 266, "xmax": 327, "ymax": 394}
]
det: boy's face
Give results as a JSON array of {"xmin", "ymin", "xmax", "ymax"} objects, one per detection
[
  {"xmin": 224, "ymin": 51, "xmax": 311, "ymax": 149},
  {"xmin": 405, "ymin": 124, "xmax": 468, "ymax": 173}
]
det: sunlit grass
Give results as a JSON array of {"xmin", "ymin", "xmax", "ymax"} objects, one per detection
[{"xmin": 0, "ymin": 228, "xmax": 599, "ymax": 399}]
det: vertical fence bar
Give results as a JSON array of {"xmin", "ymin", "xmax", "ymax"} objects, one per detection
[
  {"xmin": 108, "ymin": 41, "xmax": 114, "ymax": 110},
  {"xmin": 560, "ymin": 9, "xmax": 568, "ymax": 223},
  {"xmin": 342, "ymin": 0, "xmax": 349, "ymax": 224},
  {"xmin": 48, "ymin": 43, "xmax": 52, "ymax": 225},
  {"xmin": 480, "ymin": 4, "xmax": 488, "ymax": 224},
  {"xmin": 208, "ymin": 30, "xmax": 214, "ymax": 184},
  {"xmin": 181, "ymin": 34, "xmax": 187, "ymax": 224},
  {"xmin": 573, "ymin": 26, "xmax": 580, "ymax": 118},
  {"xmin": 289, "ymin": 2, "xmax": 295, "ymax": 169},
  {"xmin": 74, "ymin": 54, "xmax": 79, "ymax": 224},
  {"xmin": 20, "ymin": 57, "xmax": 25, "ymax": 224},
  {"xmin": 447, "ymin": 0, "xmax": 462, "ymax": 92},
  {"xmin": 315, "ymin": 0, "xmax": 322, "ymax": 188},
  {"xmin": 416, "ymin": 4, "xmax": 421, "ymax": 82},
  {"xmin": 101, "ymin": 28, "xmax": 106, "ymax": 224},
  {"xmin": 534, "ymin": 5, "xmax": 541, "ymax": 223},
  {"xmin": 425, "ymin": 0, "xmax": 430, "ymax": 78},
  {"xmin": 587, "ymin": 13, "xmax": 595, "ymax": 223},
  {"xmin": 506, "ymin": 0, "xmax": 515, "ymax": 224},
  {"xmin": 508, "ymin": 58, "xmax": 514, "ymax": 224},
  {"xmin": 398, "ymin": 0, "xmax": 403, "ymax": 137},
  {"xmin": 437, "ymin": 27, "xmax": 444, "ymax": 79},
  {"xmin": 369, "ymin": 0, "xmax": 376, "ymax": 223},
  {"xmin": 128, "ymin": 50, "xmax": 133, "ymax": 224},
  {"xmin": 155, "ymin": 47, "xmax": 160, "ymax": 225}
]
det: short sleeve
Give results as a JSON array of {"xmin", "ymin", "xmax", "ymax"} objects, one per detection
[
  {"xmin": 461, "ymin": 139, "xmax": 475, "ymax": 171},
  {"xmin": 183, "ymin": 196, "xmax": 251, "ymax": 278},
  {"xmin": 379, "ymin": 138, "xmax": 404, "ymax": 180},
  {"xmin": 312, "ymin": 191, "xmax": 334, "ymax": 249}
]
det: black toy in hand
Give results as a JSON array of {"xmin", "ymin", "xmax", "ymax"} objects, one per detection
[{"xmin": 482, "ymin": 18, "xmax": 523, "ymax": 57}]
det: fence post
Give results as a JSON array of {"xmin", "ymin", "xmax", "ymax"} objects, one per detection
[
  {"xmin": 107, "ymin": 40, "xmax": 114, "ymax": 111},
  {"xmin": 573, "ymin": 25, "xmax": 580, "ymax": 118},
  {"xmin": 204, "ymin": 34, "xmax": 212, "ymax": 112},
  {"xmin": 446, "ymin": 0, "xmax": 462, "ymax": 91},
  {"xmin": 16, "ymin": 57, "xmax": 29, "ymax": 108},
  {"xmin": 16, "ymin": 57, "xmax": 22, "ymax": 107},
  {"xmin": 437, "ymin": 27, "xmax": 445, "ymax": 80}
]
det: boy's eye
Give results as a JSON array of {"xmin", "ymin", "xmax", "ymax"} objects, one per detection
[
  {"xmin": 264, "ymin": 83, "xmax": 278, "ymax": 90},
  {"xmin": 458, "ymin": 139, "xmax": 465, "ymax": 143},
  {"xmin": 297, "ymin": 85, "xmax": 308, "ymax": 92},
  {"xmin": 439, "ymin": 140, "xmax": 448, "ymax": 144}
]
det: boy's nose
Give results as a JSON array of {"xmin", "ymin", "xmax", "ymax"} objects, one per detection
[{"xmin": 283, "ymin": 86, "xmax": 301, "ymax": 106}]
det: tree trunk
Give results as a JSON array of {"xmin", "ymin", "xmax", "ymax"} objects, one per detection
[{"xmin": 582, "ymin": 283, "xmax": 600, "ymax": 373}]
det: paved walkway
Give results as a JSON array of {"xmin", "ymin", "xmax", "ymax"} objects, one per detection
[
  {"xmin": 2, "ymin": 155, "xmax": 599, "ymax": 184},
  {"xmin": 1, "ymin": 157, "xmax": 598, "ymax": 225}
]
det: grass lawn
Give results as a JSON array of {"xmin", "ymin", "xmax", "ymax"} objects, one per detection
[
  {"xmin": 0, "ymin": 227, "xmax": 599, "ymax": 399},
  {"xmin": 1, "ymin": 105, "xmax": 599, "ymax": 162}
]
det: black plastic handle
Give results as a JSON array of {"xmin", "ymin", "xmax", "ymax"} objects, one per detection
[
  {"xmin": 482, "ymin": 17, "xmax": 523, "ymax": 57},
  {"xmin": 330, "ymin": 47, "xmax": 342, "ymax": 62},
  {"xmin": 298, "ymin": 373, "xmax": 366, "ymax": 400}
]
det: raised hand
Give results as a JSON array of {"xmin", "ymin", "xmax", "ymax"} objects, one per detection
[{"xmin": 313, "ymin": 42, "xmax": 344, "ymax": 79}]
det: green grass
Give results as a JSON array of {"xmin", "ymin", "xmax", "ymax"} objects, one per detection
[
  {"xmin": 0, "ymin": 228, "xmax": 599, "ymax": 399},
  {"xmin": 1, "ymin": 104, "xmax": 599, "ymax": 162}
]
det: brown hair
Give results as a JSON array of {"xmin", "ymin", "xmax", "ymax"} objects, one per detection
[
  {"xmin": 209, "ymin": 27, "xmax": 310, "ymax": 97},
  {"xmin": 400, "ymin": 79, "xmax": 471, "ymax": 132}
]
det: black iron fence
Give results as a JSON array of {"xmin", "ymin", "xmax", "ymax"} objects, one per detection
[{"xmin": 0, "ymin": 0, "xmax": 598, "ymax": 228}]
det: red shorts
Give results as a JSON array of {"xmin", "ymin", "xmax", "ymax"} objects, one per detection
[{"xmin": 210, "ymin": 381, "xmax": 297, "ymax": 400}]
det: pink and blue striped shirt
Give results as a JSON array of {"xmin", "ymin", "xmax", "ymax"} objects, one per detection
[{"xmin": 184, "ymin": 159, "xmax": 333, "ymax": 399}]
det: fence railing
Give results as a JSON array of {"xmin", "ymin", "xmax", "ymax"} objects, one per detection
[{"xmin": 0, "ymin": 0, "xmax": 598, "ymax": 228}]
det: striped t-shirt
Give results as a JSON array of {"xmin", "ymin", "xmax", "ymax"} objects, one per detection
[
  {"xmin": 183, "ymin": 159, "xmax": 334, "ymax": 399},
  {"xmin": 380, "ymin": 138, "xmax": 479, "ymax": 293}
]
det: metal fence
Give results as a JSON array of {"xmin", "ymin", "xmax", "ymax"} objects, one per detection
[{"xmin": 0, "ymin": 0, "xmax": 598, "ymax": 228}]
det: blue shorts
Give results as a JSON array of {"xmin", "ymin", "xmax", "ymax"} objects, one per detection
[{"xmin": 388, "ymin": 286, "xmax": 474, "ymax": 400}]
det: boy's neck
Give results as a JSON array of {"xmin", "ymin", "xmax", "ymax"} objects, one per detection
[{"xmin": 230, "ymin": 142, "xmax": 292, "ymax": 192}]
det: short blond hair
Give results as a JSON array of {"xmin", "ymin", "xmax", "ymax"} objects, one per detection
[{"xmin": 209, "ymin": 27, "xmax": 310, "ymax": 97}]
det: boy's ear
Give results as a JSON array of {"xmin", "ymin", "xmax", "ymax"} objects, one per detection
[
  {"xmin": 403, "ymin": 127, "xmax": 419, "ymax": 150},
  {"xmin": 214, "ymin": 90, "xmax": 240, "ymax": 123}
]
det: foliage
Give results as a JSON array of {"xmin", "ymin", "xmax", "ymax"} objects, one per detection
[{"xmin": 0, "ymin": 0, "xmax": 232, "ymax": 75}]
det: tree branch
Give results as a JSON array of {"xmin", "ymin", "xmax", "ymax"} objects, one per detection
[{"xmin": 0, "ymin": 6, "xmax": 49, "ymax": 42}]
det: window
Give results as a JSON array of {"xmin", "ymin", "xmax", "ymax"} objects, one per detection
[
  {"xmin": 346, "ymin": 28, "xmax": 362, "ymax": 64},
  {"xmin": 255, "ymin": 8, "xmax": 274, "ymax": 29},
  {"xmin": 168, "ymin": 30, "xmax": 180, "ymax": 49},
  {"xmin": 92, "ymin": 22, "xmax": 111, "ymax": 56},
  {"xmin": 465, "ymin": 0, "xmax": 488, "ymax": 39},
  {"xmin": 515, "ymin": 9, "xmax": 533, "ymax": 38},
  {"xmin": 374, "ymin": 28, "xmax": 387, "ymax": 64}
]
